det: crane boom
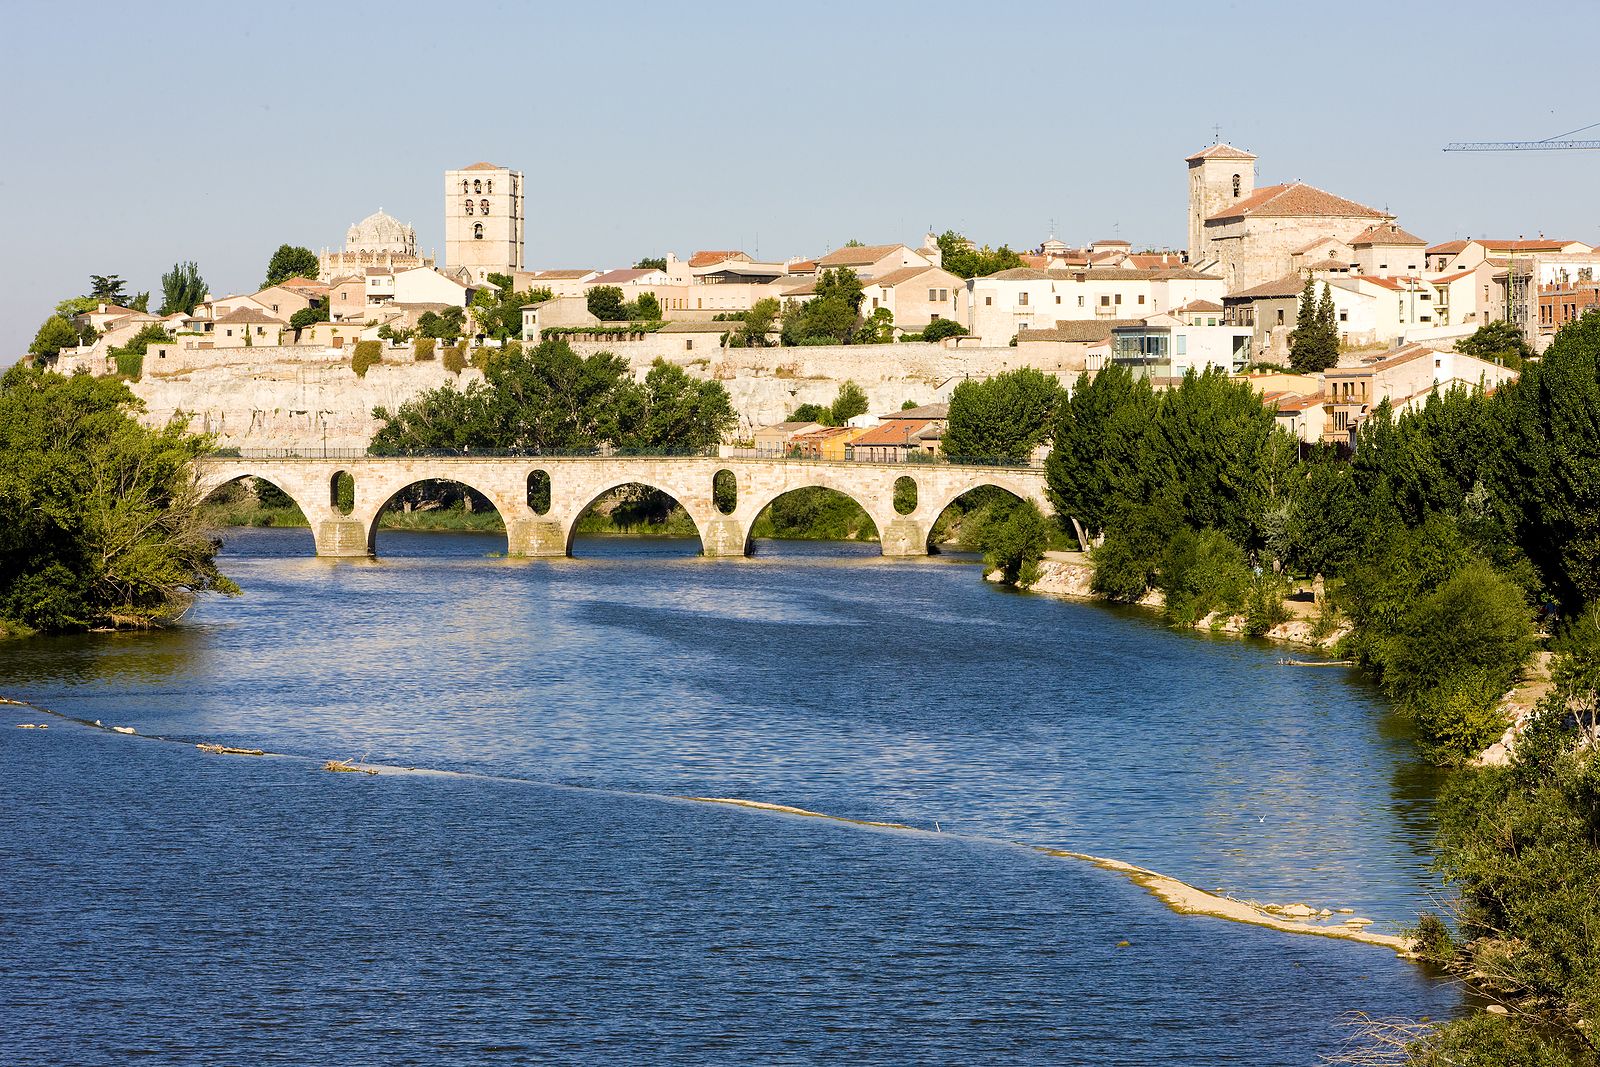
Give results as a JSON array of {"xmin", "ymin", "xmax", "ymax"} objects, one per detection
[{"xmin": 1445, "ymin": 139, "xmax": 1600, "ymax": 151}]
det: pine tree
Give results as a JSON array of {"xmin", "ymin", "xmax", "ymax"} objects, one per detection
[{"xmin": 1288, "ymin": 276, "xmax": 1317, "ymax": 371}]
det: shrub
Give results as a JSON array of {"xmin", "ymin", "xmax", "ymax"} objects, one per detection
[
  {"xmin": 1242, "ymin": 573, "xmax": 1293, "ymax": 636},
  {"xmin": 351, "ymin": 340, "xmax": 382, "ymax": 378},
  {"xmin": 921, "ymin": 318, "xmax": 968, "ymax": 342},
  {"xmin": 114, "ymin": 350, "xmax": 144, "ymax": 380},
  {"xmin": 413, "ymin": 337, "xmax": 436, "ymax": 362},
  {"xmin": 1091, "ymin": 504, "xmax": 1177, "ymax": 603},
  {"xmin": 1379, "ymin": 558, "xmax": 1536, "ymax": 707},
  {"xmin": 1409, "ymin": 911, "xmax": 1456, "ymax": 965},
  {"xmin": 1157, "ymin": 527, "xmax": 1250, "ymax": 626},
  {"xmin": 442, "ymin": 341, "xmax": 467, "ymax": 375},
  {"xmin": 981, "ymin": 500, "xmax": 1050, "ymax": 588},
  {"xmin": 1407, "ymin": 670, "xmax": 1507, "ymax": 765}
]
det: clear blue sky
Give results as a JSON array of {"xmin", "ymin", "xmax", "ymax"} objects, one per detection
[{"xmin": 4, "ymin": 0, "xmax": 1599, "ymax": 363}]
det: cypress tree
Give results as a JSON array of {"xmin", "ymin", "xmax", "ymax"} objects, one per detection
[
  {"xmin": 1288, "ymin": 276, "xmax": 1318, "ymax": 371},
  {"xmin": 1315, "ymin": 283, "xmax": 1340, "ymax": 371}
]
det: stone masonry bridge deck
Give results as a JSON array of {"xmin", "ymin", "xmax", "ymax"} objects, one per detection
[{"xmin": 195, "ymin": 454, "xmax": 1051, "ymax": 558}]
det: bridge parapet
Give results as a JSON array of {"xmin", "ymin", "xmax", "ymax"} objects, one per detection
[{"xmin": 194, "ymin": 455, "xmax": 1051, "ymax": 560}]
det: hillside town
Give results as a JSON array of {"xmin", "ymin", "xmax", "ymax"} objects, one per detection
[{"xmin": 25, "ymin": 143, "xmax": 1559, "ymax": 456}]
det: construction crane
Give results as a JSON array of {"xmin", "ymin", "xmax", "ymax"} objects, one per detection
[{"xmin": 1445, "ymin": 120, "xmax": 1600, "ymax": 151}]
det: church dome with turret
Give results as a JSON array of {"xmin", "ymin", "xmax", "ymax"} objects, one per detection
[{"xmin": 345, "ymin": 209, "xmax": 416, "ymax": 255}]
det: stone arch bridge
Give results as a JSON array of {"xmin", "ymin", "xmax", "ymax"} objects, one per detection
[{"xmin": 195, "ymin": 454, "xmax": 1051, "ymax": 558}]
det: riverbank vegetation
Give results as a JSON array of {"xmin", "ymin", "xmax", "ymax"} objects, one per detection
[{"xmin": 0, "ymin": 364, "xmax": 237, "ymax": 635}]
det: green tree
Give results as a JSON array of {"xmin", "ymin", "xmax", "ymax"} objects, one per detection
[
  {"xmin": 417, "ymin": 306, "xmax": 466, "ymax": 341},
  {"xmin": 373, "ymin": 340, "xmax": 729, "ymax": 455},
  {"xmin": 263, "ymin": 245, "xmax": 319, "ymax": 287},
  {"xmin": 1455, "ymin": 318, "xmax": 1533, "ymax": 369},
  {"xmin": 158, "ymin": 261, "xmax": 208, "ymax": 316},
  {"xmin": 736, "ymin": 298, "xmax": 779, "ymax": 347},
  {"xmin": 0, "ymin": 364, "xmax": 238, "ymax": 633},
  {"xmin": 830, "ymin": 381, "xmax": 869, "ymax": 424},
  {"xmin": 1288, "ymin": 277, "xmax": 1338, "ymax": 372},
  {"xmin": 614, "ymin": 360, "xmax": 736, "ymax": 452},
  {"xmin": 111, "ymin": 323, "xmax": 173, "ymax": 358},
  {"xmin": 289, "ymin": 304, "xmax": 329, "ymax": 331},
  {"xmin": 944, "ymin": 368, "xmax": 1061, "ymax": 461},
  {"xmin": 630, "ymin": 291, "xmax": 662, "ymax": 320},
  {"xmin": 28, "ymin": 316, "xmax": 81, "ymax": 359},
  {"xmin": 89, "ymin": 275, "xmax": 129, "ymax": 303},
  {"xmin": 1491, "ymin": 312, "xmax": 1600, "ymax": 609},
  {"xmin": 351, "ymin": 340, "xmax": 383, "ymax": 378},
  {"xmin": 1046, "ymin": 363, "xmax": 1157, "ymax": 547},
  {"xmin": 587, "ymin": 285, "xmax": 627, "ymax": 321},
  {"xmin": 857, "ymin": 306, "xmax": 894, "ymax": 344},
  {"xmin": 980, "ymin": 499, "xmax": 1050, "ymax": 587},
  {"xmin": 936, "ymin": 231, "xmax": 1026, "ymax": 278},
  {"xmin": 635, "ymin": 256, "xmax": 667, "ymax": 271},
  {"xmin": 920, "ymin": 318, "xmax": 968, "ymax": 342},
  {"xmin": 782, "ymin": 269, "xmax": 865, "ymax": 345}
]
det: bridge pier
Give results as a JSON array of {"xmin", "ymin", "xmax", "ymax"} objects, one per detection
[
  {"xmin": 879, "ymin": 517, "xmax": 930, "ymax": 557},
  {"xmin": 506, "ymin": 518, "xmax": 567, "ymax": 557},
  {"xmin": 699, "ymin": 518, "xmax": 749, "ymax": 557},
  {"xmin": 313, "ymin": 519, "xmax": 371, "ymax": 557}
]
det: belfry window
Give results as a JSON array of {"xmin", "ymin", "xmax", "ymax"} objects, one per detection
[
  {"xmin": 480, "ymin": 199, "xmax": 489, "ymax": 215},
  {"xmin": 464, "ymin": 199, "xmax": 474, "ymax": 215},
  {"xmin": 461, "ymin": 179, "xmax": 468, "ymax": 193},
  {"xmin": 473, "ymin": 179, "xmax": 482, "ymax": 194},
  {"xmin": 473, "ymin": 224, "xmax": 483, "ymax": 240},
  {"xmin": 1232, "ymin": 173, "xmax": 1241, "ymax": 197},
  {"xmin": 486, "ymin": 179, "xmax": 492, "ymax": 194}
]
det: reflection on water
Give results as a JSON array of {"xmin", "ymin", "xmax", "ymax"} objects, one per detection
[{"xmin": 0, "ymin": 528, "xmax": 1460, "ymax": 1064}]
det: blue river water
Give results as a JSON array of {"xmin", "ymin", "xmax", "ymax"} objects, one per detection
[{"xmin": 0, "ymin": 528, "xmax": 1460, "ymax": 1064}]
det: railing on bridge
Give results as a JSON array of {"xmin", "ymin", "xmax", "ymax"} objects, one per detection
[{"xmin": 207, "ymin": 447, "xmax": 1045, "ymax": 470}]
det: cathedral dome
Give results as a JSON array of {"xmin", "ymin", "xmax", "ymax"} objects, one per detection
[{"xmin": 345, "ymin": 209, "xmax": 416, "ymax": 254}]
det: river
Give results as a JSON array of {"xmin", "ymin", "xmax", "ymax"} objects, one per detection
[{"xmin": 0, "ymin": 529, "xmax": 1460, "ymax": 1064}]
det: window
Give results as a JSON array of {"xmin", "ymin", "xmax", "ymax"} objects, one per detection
[
  {"xmin": 939, "ymin": 288, "xmax": 948, "ymax": 302},
  {"xmin": 461, "ymin": 180, "xmax": 468, "ymax": 193},
  {"xmin": 1276, "ymin": 309, "xmax": 1285, "ymax": 325},
  {"xmin": 1100, "ymin": 295, "xmax": 1111, "ymax": 306},
  {"xmin": 1137, "ymin": 294, "xmax": 1145, "ymax": 304},
  {"xmin": 465, "ymin": 199, "xmax": 474, "ymax": 215},
  {"xmin": 1378, "ymin": 264, "xmax": 1387, "ymax": 270},
  {"xmin": 1114, "ymin": 294, "xmax": 1122, "ymax": 305},
  {"xmin": 1339, "ymin": 310, "xmax": 1348, "ymax": 322},
  {"xmin": 480, "ymin": 199, "xmax": 489, "ymax": 215},
  {"xmin": 1176, "ymin": 335, "xmax": 1187, "ymax": 356},
  {"xmin": 1018, "ymin": 292, "xmax": 1029, "ymax": 306},
  {"xmin": 985, "ymin": 296, "xmax": 992, "ymax": 306},
  {"xmin": 486, "ymin": 179, "xmax": 492, "ymax": 194},
  {"xmin": 473, "ymin": 179, "xmax": 482, "ymax": 194},
  {"xmin": 686, "ymin": 339, "xmax": 693, "ymax": 350},
  {"xmin": 1232, "ymin": 173, "xmax": 1241, "ymax": 197},
  {"xmin": 473, "ymin": 224, "xmax": 483, "ymax": 240},
  {"xmin": 1078, "ymin": 295, "xmax": 1084, "ymax": 307},
  {"xmin": 928, "ymin": 288, "xmax": 938, "ymax": 301},
  {"xmin": 1055, "ymin": 295, "xmax": 1061, "ymax": 304}
]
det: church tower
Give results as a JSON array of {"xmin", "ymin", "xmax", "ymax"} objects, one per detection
[
  {"xmin": 1185, "ymin": 143, "xmax": 1256, "ymax": 266},
  {"xmin": 444, "ymin": 162, "xmax": 525, "ymax": 282}
]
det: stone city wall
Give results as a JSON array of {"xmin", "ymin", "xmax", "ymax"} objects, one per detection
[{"xmin": 124, "ymin": 339, "xmax": 1081, "ymax": 450}]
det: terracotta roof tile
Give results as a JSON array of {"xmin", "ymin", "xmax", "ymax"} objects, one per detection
[
  {"xmin": 1227, "ymin": 273, "xmax": 1308, "ymax": 300},
  {"xmin": 1206, "ymin": 182, "xmax": 1388, "ymax": 223},
  {"xmin": 1350, "ymin": 222, "xmax": 1426, "ymax": 247},
  {"xmin": 817, "ymin": 243, "xmax": 911, "ymax": 267},
  {"xmin": 462, "ymin": 161, "xmax": 504, "ymax": 171},
  {"xmin": 1017, "ymin": 319, "xmax": 1143, "ymax": 343},
  {"xmin": 688, "ymin": 250, "xmax": 745, "ymax": 268},
  {"xmin": 1185, "ymin": 143, "xmax": 1257, "ymax": 162},
  {"xmin": 1427, "ymin": 240, "xmax": 1468, "ymax": 255}
]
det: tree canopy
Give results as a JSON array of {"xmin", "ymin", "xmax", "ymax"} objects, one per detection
[
  {"xmin": 936, "ymin": 230, "xmax": 1025, "ymax": 279},
  {"xmin": 1455, "ymin": 318, "xmax": 1533, "ymax": 369},
  {"xmin": 263, "ymin": 245, "xmax": 319, "ymax": 287},
  {"xmin": 371, "ymin": 340, "xmax": 734, "ymax": 454},
  {"xmin": 1288, "ymin": 277, "xmax": 1339, "ymax": 372},
  {"xmin": 159, "ymin": 261, "xmax": 208, "ymax": 316},
  {"xmin": 943, "ymin": 368, "xmax": 1062, "ymax": 461},
  {"xmin": 0, "ymin": 365, "xmax": 236, "ymax": 634},
  {"xmin": 781, "ymin": 269, "xmax": 864, "ymax": 345}
]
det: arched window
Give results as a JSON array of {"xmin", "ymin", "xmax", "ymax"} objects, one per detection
[
  {"xmin": 461, "ymin": 179, "xmax": 468, "ymax": 194},
  {"xmin": 464, "ymin": 199, "xmax": 474, "ymax": 215},
  {"xmin": 1232, "ymin": 173, "xmax": 1241, "ymax": 197},
  {"xmin": 473, "ymin": 223, "xmax": 483, "ymax": 240},
  {"xmin": 480, "ymin": 199, "xmax": 489, "ymax": 215},
  {"xmin": 486, "ymin": 179, "xmax": 492, "ymax": 194},
  {"xmin": 473, "ymin": 179, "xmax": 482, "ymax": 194}
]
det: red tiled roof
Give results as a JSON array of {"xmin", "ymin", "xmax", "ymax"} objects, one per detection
[
  {"xmin": 1427, "ymin": 240, "xmax": 1468, "ymax": 255},
  {"xmin": 1227, "ymin": 273, "xmax": 1309, "ymax": 300},
  {"xmin": 847, "ymin": 419, "xmax": 938, "ymax": 448},
  {"xmin": 868, "ymin": 265, "xmax": 943, "ymax": 288},
  {"xmin": 589, "ymin": 268, "xmax": 656, "ymax": 285},
  {"xmin": 1206, "ymin": 182, "xmax": 1388, "ymax": 223},
  {"xmin": 1175, "ymin": 299, "xmax": 1224, "ymax": 312},
  {"xmin": 462, "ymin": 161, "xmax": 504, "ymax": 171},
  {"xmin": 1476, "ymin": 239, "xmax": 1582, "ymax": 252},
  {"xmin": 216, "ymin": 306, "xmax": 286, "ymax": 325},
  {"xmin": 817, "ymin": 243, "xmax": 909, "ymax": 267},
  {"xmin": 688, "ymin": 250, "xmax": 745, "ymax": 268},
  {"xmin": 1350, "ymin": 222, "xmax": 1426, "ymax": 246},
  {"xmin": 1185, "ymin": 143, "xmax": 1257, "ymax": 162}
]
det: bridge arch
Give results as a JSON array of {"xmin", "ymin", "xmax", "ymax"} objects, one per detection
[
  {"xmin": 742, "ymin": 481, "xmax": 885, "ymax": 555},
  {"xmin": 563, "ymin": 478, "xmax": 713, "ymax": 556},
  {"xmin": 919, "ymin": 473, "xmax": 1057, "ymax": 553},
  {"xmin": 362, "ymin": 476, "xmax": 515, "ymax": 555}
]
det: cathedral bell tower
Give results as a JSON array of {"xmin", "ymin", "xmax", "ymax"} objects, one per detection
[{"xmin": 443, "ymin": 162, "xmax": 525, "ymax": 282}]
